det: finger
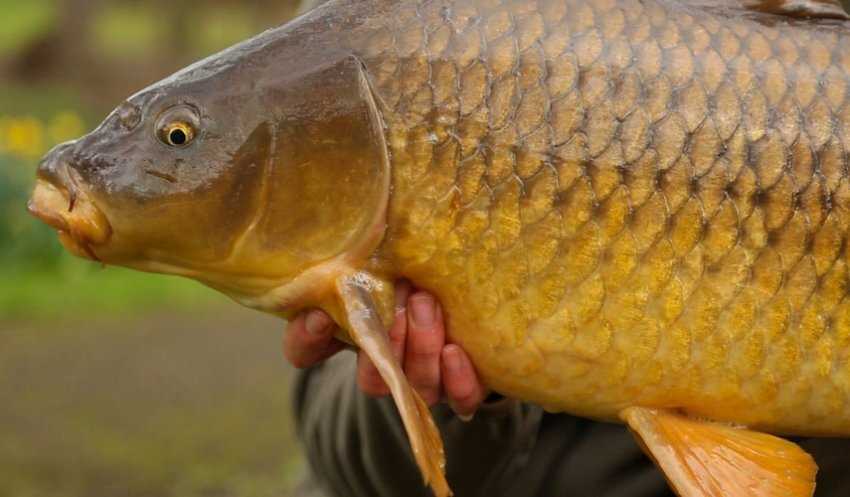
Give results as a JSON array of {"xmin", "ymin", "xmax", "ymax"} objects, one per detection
[
  {"xmin": 442, "ymin": 344, "xmax": 487, "ymax": 418},
  {"xmin": 404, "ymin": 292, "xmax": 445, "ymax": 406},
  {"xmin": 357, "ymin": 281, "xmax": 412, "ymax": 398},
  {"xmin": 283, "ymin": 310, "xmax": 342, "ymax": 369},
  {"xmin": 357, "ymin": 349, "xmax": 389, "ymax": 397},
  {"xmin": 389, "ymin": 280, "xmax": 412, "ymax": 361}
]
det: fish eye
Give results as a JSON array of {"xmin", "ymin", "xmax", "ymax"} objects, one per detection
[
  {"xmin": 155, "ymin": 105, "xmax": 200, "ymax": 148},
  {"xmin": 161, "ymin": 122, "xmax": 194, "ymax": 147}
]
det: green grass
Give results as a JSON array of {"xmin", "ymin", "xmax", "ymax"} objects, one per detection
[
  {"xmin": 0, "ymin": 308, "xmax": 305, "ymax": 497},
  {"xmin": 0, "ymin": 258, "xmax": 223, "ymax": 321}
]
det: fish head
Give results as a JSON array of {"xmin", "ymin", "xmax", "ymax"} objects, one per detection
[
  {"xmin": 29, "ymin": 89, "xmax": 237, "ymax": 261},
  {"xmin": 28, "ymin": 68, "xmax": 274, "ymax": 274},
  {"xmin": 29, "ymin": 6, "xmax": 391, "ymax": 310}
]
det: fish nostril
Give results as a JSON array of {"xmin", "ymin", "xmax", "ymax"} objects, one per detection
[{"xmin": 117, "ymin": 102, "xmax": 142, "ymax": 131}]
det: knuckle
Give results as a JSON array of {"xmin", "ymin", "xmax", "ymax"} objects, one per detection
[
  {"xmin": 406, "ymin": 362, "xmax": 439, "ymax": 383},
  {"xmin": 288, "ymin": 355, "xmax": 311, "ymax": 369},
  {"xmin": 286, "ymin": 315, "xmax": 307, "ymax": 334},
  {"xmin": 358, "ymin": 362, "xmax": 387, "ymax": 395},
  {"xmin": 365, "ymin": 386, "xmax": 389, "ymax": 398},
  {"xmin": 451, "ymin": 388, "xmax": 478, "ymax": 405},
  {"xmin": 408, "ymin": 340, "xmax": 443, "ymax": 360},
  {"xmin": 419, "ymin": 389, "xmax": 440, "ymax": 406},
  {"xmin": 285, "ymin": 346, "xmax": 320, "ymax": 370},
  {"xmin": 359, "ymin": 376, "xmax": 388, "ymax": 397},
  {"xmin": 361, "ymin": 368, "xmax": 382, "ymax": 387},
  {"xmin": 446, "ymin": 375, "xmax": 480, "ymax": 403},
  {"xmin": 389, "ymin": 322, "xmax": 406, "ymax": 341},
  {"xmin": 389, "ymin": 332, "xmax": 406, "ymax": 350},
  {"xmin": 409, "ymin": 377, "xmax": 440, "ymax": 402}
]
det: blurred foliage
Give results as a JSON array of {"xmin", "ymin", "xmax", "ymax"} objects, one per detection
[
  {"xmin": 0, "ymin": 0, "xmax": 55, "ymax": 54},
  {"xmin": 0, "ymin": 0, "xmax": 303, "ymax": 320},
  {"xmin": 0, "ymin": 3, "xmax": 308, "ymax": 496},
  {"xmin": 1, "ymin": 113, "xmax": 82, "ymax": 268}
]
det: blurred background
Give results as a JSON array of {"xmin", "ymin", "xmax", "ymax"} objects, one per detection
[{"xmin": 0, "ymin": 1, "xmax": 316, "ymax": 496}]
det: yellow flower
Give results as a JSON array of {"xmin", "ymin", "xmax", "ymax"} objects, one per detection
[{"xmin": 5, "ymin": 116, "xmax": 45, "ymax": 159}]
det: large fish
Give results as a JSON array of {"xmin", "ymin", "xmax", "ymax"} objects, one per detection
[{"xmin": 27, "ymin": 0, "xmax": 850, "ymax": 495}]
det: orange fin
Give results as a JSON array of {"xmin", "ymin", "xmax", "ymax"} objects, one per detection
[
  {"xmin": 336, "ymin": 272, "xmax": 451, "ymax": 497},
  {"xmin": 620, "ymin": 407, "xmax": 817, "ymax": 497}
]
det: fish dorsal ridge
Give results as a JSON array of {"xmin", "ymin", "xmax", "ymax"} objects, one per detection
[
  {"xmin": 750, "ymin": 0, "xmax": 850, "ymax": 19},
  {"xmin": 696, "ymin": 0, "xmax": 850, "ymax": 19}
]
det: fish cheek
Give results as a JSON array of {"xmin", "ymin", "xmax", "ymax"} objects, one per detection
[{"xmin": 99, "ymin": 127, "xmax": 272, "ymax": 265}]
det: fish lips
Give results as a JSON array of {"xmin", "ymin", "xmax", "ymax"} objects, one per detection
[{"xmin": 28, "ymin": 179, "xmax": 112, "ymax": 261}]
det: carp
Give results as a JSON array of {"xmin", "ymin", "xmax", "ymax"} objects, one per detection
[{"xmin": 27, "ymin": 0, "xmax": 850, "ymax": 495}]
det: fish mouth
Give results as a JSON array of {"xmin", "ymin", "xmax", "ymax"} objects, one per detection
[{"xmin": 28, "ymin": 178, "xmax": 112, "ymax": 262}]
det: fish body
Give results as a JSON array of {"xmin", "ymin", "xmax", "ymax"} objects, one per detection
[
  {"xmin": 27, "ymin": 0, "xmax": 850, "ymax": 495},
  {"xmin": 359, "ymin": 0, "xmax": 850, "ymax": 436}
]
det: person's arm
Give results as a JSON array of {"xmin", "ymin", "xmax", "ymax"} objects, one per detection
[
  {"xmin": 284, "ymin": 283, "xmax": 548, "ymax": 497},
  {"xmin": 293, "ymin": 353, "xmax": 546, "ymax": 497}
]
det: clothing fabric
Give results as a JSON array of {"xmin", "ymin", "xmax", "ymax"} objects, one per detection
[{"xmin": 293, "ymin": 352, "xmax": 850, "ymax": 497}]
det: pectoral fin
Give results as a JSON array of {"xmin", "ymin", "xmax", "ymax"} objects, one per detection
[
  {"xmin": 621, "ymin": 407, "xmax": 817, "ymax": 497},
  {"xmin": 336, "ymin": 272, "xmax": 451, "ymax": 497}
]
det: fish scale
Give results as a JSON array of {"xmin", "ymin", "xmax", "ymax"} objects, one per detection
[{"xmin": 357, "ymin": 0, "xmax": 850, "ymax": 434}]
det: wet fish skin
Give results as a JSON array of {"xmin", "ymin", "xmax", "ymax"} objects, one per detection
[{"xmin": 354, "ymin": 0, "xmax": 850, "ymax": 436}]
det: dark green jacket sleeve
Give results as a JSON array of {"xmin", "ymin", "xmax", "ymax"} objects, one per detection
[{"xmin": 292, "ymin": 352, "xmax": 672, "ymax": 497}]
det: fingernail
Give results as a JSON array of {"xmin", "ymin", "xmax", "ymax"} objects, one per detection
[
  {"xmin": 457, "ymin": 412, "xmax": 475, "ymax": 423},
  {"xmin": 305, "ymin": 310, "xmax": 331, "ymax": 336},
  {"xmin": 447, "ymin": 398, "xmax": 475, "ymax": 422},
  {"xmin": 410, "ymin": 294, "xmax": 436, "ymax": 329}
]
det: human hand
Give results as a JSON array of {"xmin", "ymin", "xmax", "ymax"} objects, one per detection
[{"xmin": 282, "ymin": 281, "xmax": 487, "ymax": 418}]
